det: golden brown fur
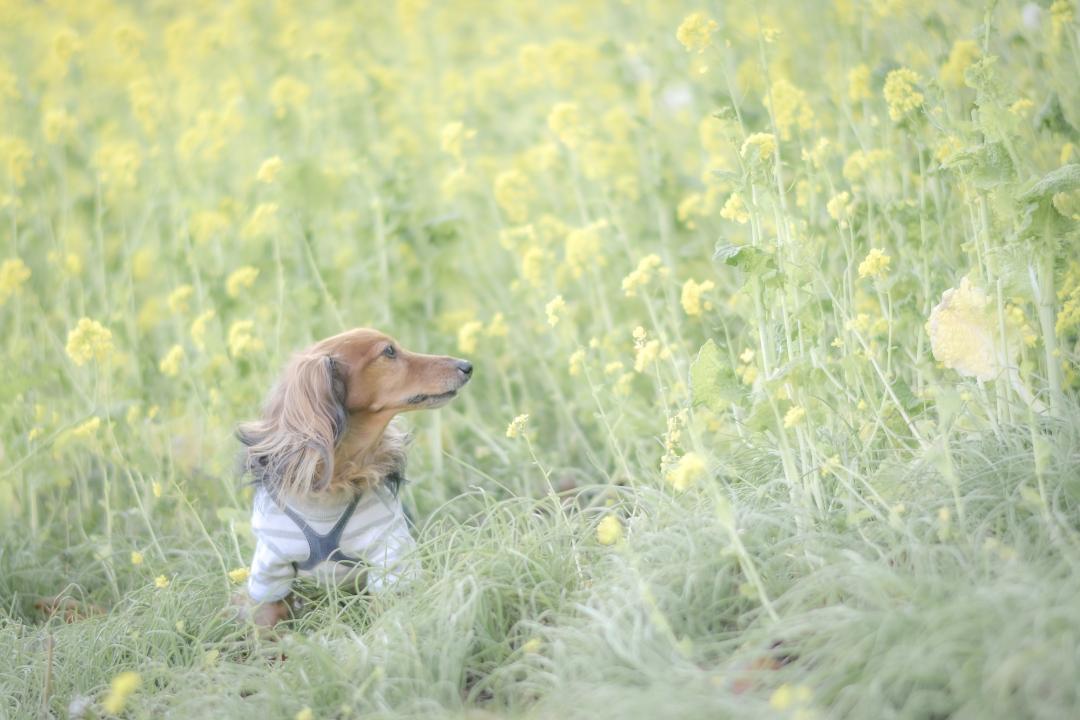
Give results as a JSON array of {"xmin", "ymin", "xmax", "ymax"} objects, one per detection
[{"xmin": 237, "ymin": 328, "xmax": 472, "ymax": 502}]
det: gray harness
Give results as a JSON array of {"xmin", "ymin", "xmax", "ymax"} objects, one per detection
[{"xmin": 280, "ymin": 491, "xmax": 364, "ymax": 571}]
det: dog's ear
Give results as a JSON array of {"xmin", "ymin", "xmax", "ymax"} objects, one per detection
[{"xmin": 237, "ymin": 353, "xmax": 347, "ymax": 496}]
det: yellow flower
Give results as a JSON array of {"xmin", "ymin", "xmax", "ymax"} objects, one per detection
[
  {"xmin": 0, "ymin": 136, "xmax": 33, "ymax": 187},
  {"xmin": 666, "ymin": 452, "xmax": 707, "ymax": 491},
  {"xmin": 486, "ymin": 313, "xmax": 508, "ymax": 338},
  {"xmin": 191, "ymin": 210, "xmax": 230, "ymax": 245},
  {"xmin": 158, "ymin": 345, "xmax": 184, "ymax": 377},
  {"xmin": 940, "ymin": 39, "xmax": 980, "ymax": 88},
  {"xmin": 72, "ymin": 417, "xmax": 101, "ymax": 439},
  {"xmin": 102, "ymin": 671, "xmax": 141, "ymax": 715},
  {"xmin": 506, "ymin": 413, "xmax": 529, "ymax": 439},
  {"xmin": 93, "ymin": 141, "xmax": 142, "ymax": 191},
  {"xmin": 228, "ymin": 567, "xmax": 250, "ymax": 583},
  {"xmin": 826, "ymin": 191, "xmax": 854, "ymax": 226},
  {"xmin": 677, "ymin": 193, "xmax": 705, "ymax": 229},
  {"xmin": 270, "ymin": 75, "xmax": 311, "ymax": 118},
  {"xmin": 521, "ymin": 246, "xmax": 547, "ymax": 288},
  {"xmin": 857, "ymin": 248, "xmax": 891, "ymax": 279},
  {"xmin": 42, "ymin": 109, "xmax": 76, "ymax": 144},
  {"xmin": 621, "ymin": 254, "xmax": 663, "ymax": 297},
  {"xmin": 167, "ymin": 285, "xmax": 194, "ymax": 314},
  {"xmin": 547, "ymin": 101, "xmax": 585, "ymax": 148},
  {"xmin": 596, "ymin": 515, "xmax": 623, "ymax": 545},
  {"xmin": 764, "ymin": 78, "xmax": 814, "ymax": 140},
  {"xmin": 634, "ymin": 339, "xmax": 661, "ymax": 373},
  {"xmin": 152, "ymin": 481, "xmax": 163, "ymax": 498},
  {"xmin": 545, "ymin": 295, "xmax": 566, "ymax": 327},
  {"xmin": 295, "ymin": 708, "xmax": 314, "ymax": 720},
  {"xmin": 783, "ymin": 405, "xmax": 806, "ymax": 428},
  {"xmin": 1009, "ymin": 98, "xmax": 1035, "ymax": 118},
  {"xmin": 457, "ymin": 320, "xmax": 484, "ymax": 354},
  {"xmin": 65, "ymin": 318, "xmax": 114, "ymax": 366},
  {"xmin": 226, "ymin": 266, "xmax": 260, "ymax": 298},
  {"xmin": 676, "ymin": 12, "xmax": 718, "ymax": 53},
  {"xmin": 256, "ymin": 156, "xmax": 283, "ymax": 183},
  {"xmin": 130, "ymin": 551, "xmax": 144, "ymax": 565},
  {"xmin": 0, "ymin": 258, "xmax": 31, "ymax": 304},
  {"xmin": 740, "ymin": 132, "xmax": 776, "ymax": 161},
  {"xmin": 769, "ymin": 683, "xmax": 812, "ymax": 711},
  {"xmin": 493, "ymin": 169, "xmax": 533, "ymax": 223},
  {"xmin": 522, "ymin": 637, "xmax": 543, "ymax": 654},
  {"xmin": 242, "ymin": 203, "xmax": 279, "ymax": 240},
  {"xmin": 440, "ymin": 121, "xmax": 475, "ymax": 160},
  {"xmin": 190, "ymin": 309, "xmax": 216, "ymax": 351},
  {"xmin": 883, "ymin": 68, "xmax": 924, "ymax": 122},
  {"xmin": 847, "ymin": 64, "xmax": 872, "ymax": 103},
  {"xmin": 680, "ymin": 279, "xmax": 715, "ymax": 316},
  {"xmin": 926, "ymin": 277, "xmax": 1012, "ymax": 382},
  {"xmin": 228, "ymin": 320, "xmax": 264, "ymax": 359},
  {"xmin": 719, "ymin": 193, "xmax": 749, "ymax": 224},
  {"xmin": 568, "ymin": 348, "xmax": 586, "ymax": 376},
  {"xmin": 154, "ymin": 574, "xmax": 170, "ymax": 589},
  {"xmin": 564, "ymin": 220, "xmax": 607, "ymax": 278}
]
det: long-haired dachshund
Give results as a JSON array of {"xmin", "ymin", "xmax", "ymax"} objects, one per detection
[{"xmin": 232, "ymin": 328, "xmax": 472, "ymax": 627}]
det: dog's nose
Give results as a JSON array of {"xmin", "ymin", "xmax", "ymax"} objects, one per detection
[{"xmin": 456, "ymin": 359, "xmax": 473, "ymax": 377}]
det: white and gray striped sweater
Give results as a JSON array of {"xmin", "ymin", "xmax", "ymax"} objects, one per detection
[{"xmin": 247, "ymin": 482, "xmax": 418, "ymax": 603}]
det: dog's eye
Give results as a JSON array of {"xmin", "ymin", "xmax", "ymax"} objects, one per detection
[{"xmin": 382, "ymin": 345, "xmax": 397, "ymax": 359}]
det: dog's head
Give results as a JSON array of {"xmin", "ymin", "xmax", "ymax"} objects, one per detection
[{"xmin": 237, "ymin": 328, "xmax": 472, "ymax": 497}]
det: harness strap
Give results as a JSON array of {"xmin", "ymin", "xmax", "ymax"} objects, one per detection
[{"xmin": 278, "ymin": 490, "xmax": 365, "ymax": 571}]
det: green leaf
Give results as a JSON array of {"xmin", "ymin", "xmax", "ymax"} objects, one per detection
[
  {"xmin": 714, "ymin": 244, "xmax": 775, "ymax": 275},
  {"xmin": 690, "ymin": 340, "xmax": 741, "ymax": 411},
  {"xmin": 1018, "ymin": 164, "xmax": 1080, "ymax": 205}
]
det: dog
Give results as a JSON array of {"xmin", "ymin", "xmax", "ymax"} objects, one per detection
[{"xmin": 232, "ymin": 328, "xmax": 472, "ymax": 627}]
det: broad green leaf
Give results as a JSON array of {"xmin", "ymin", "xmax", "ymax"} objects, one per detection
[{"xmin": 690, "ymin": 339, "xmax": 741, "ymax": 411}]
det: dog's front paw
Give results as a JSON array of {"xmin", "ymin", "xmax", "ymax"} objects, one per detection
[{"xmin": 227, "ymin": 591, "xmax": 292, "ymax": 629}]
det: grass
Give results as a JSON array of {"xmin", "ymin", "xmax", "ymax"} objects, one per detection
[{"xmin": 2, "ymin": 0, "xmax": 1079, "ymax": 718}]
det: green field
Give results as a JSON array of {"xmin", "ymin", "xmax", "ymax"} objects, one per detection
[{"xmin": 2, "ymin": 1, "xmax": 1080, "ymax": 718}]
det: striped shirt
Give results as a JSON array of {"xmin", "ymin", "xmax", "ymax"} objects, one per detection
[{"xmin": 247, "ymin": 482, "xmax": 418, "ymax": 603}]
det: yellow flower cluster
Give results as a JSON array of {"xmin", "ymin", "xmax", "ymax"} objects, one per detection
[
  {"xmin": 621, "ymin": 254, "xmax": 664, "ymax": 297},
  {"xmin": 547, "ymin": 101, "xmax": 585, "ymax": 149},
  {"xmin": 506, "ymin": 413, "xmax": 529, "ymax": 439},
  {"xmin": 676, "ymin": 12, "xmax": 718, "ymax": 53},
  {"xmin": 783, "ymin": 405, "xmax": 806, "ymax": 428},
  {"xmin": 632, "ymin": 326, "xmax": 661, "ymax": 373},
  {"xmin": 227, "ymin": 320, "xmax": 264, "ymax": 359},
  {"xmin": 596, "ymin": 515, "xmax": 623, "ymax": 545},
  {"xmin": 827, "ymin": 191, "xmax": 854, "ymax": 227},
  {"xmin": 563, "ymin": 220, "xmax": 607, "ymax": 278},
  {"xmin": 857, "ymin": 248, "xmax": 891, "ymax": 280},
  {"xmin": 228, "ymin": 567, "xmax": 250, "ymax": 583},
  {"xmin": 883, "ymin": 68, "xmax": 924, "ymax": 122},
  {"xmin": 764, "ymin": 78, "xmax": 814, "ymax": 140},
  {"xmin": 847, "ymin": 64, "xmax": 872, "ymax": 103},
  {"xmin": 666, "ymin": 452, "xmax": 706, "ymax": 491},
  {"xmin": 241, "ymin": 203, "xmax": 279, "ymax": 240},
  {"xmin": 457, "ymin": 320, "xmax": 484, "ymax": 354},
  {"xmin": 545, "ymin": 295, "xmax": 566, "ymax": 327},
  {"xmin": 0, "ymin": 257, "xmax": 31, "ymax": 304},
  {"xmin": 103, "ymin": 671, "xmax": 141, "ymax": 714},
  {"xmin": 940, "ymin": 39, "xmax": 980, "ymax": 88},
  {"xmin": 256, "ymin": 156, "xmax": 283, "ymax": 183},
  {"xmin": 740, "ymin": 132, "xmax": 776, "ymax": 161},
  {"xmin": 720, "ymin": 193, "xmax": 749, "ymax": 224},
  {"xmin": 493, "ymin": 169, "xmax": 533, "ymax": 223},
  {"xmin": 680, "ymin": 278, "xmax": 715, "ymax": 316},
  {"xmin": 226, "ymin": 266, "xmax": 260, "ymax": 298},
  {"xmin": 158, "ymin": 344, "xmax": 184, "ymax": 377},
  {"xmin": 65, "ymin": 318, "xmax": 114, "ymax": 366}
]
